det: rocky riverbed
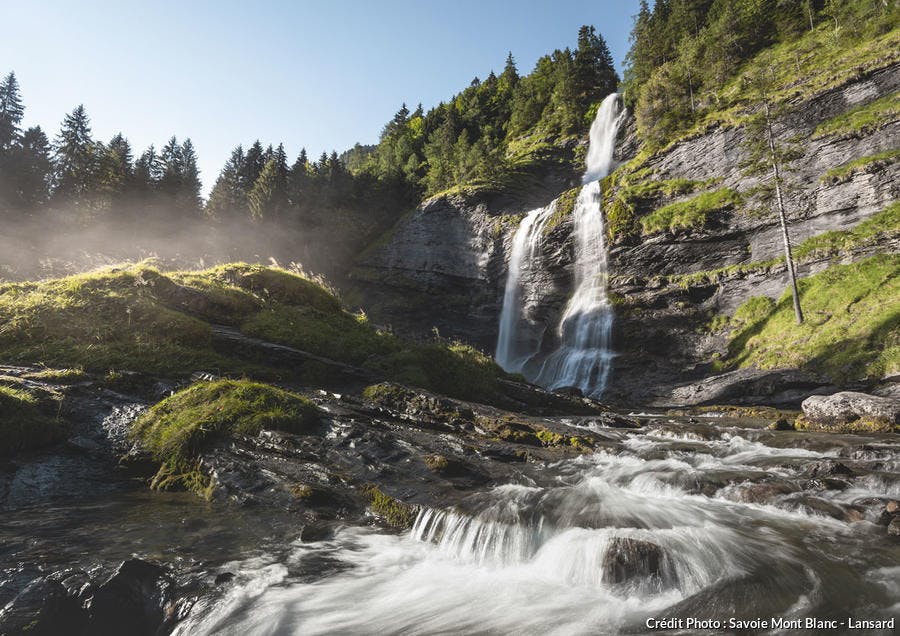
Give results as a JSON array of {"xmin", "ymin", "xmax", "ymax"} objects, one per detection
[{"xmin": 1, "ymin": 366, "xmax": 898, "ymax": 635}]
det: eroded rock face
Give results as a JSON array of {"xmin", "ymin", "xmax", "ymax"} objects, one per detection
[
  {"xmin": 348, "ymin": 64, "xmax": 899, "ymax": 405},
  {"xmin": 801, "ymin": 392, "xmax": 900, "ymax": 431}
]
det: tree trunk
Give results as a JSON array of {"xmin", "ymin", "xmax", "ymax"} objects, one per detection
[{"xmin": 764, "ymin": 100, "xmax": 804, "ymax": 324}]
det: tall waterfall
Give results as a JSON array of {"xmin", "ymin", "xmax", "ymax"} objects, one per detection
[{"xmin": 496, "ymin": 93, "xmax": 626, "ymax": 397}]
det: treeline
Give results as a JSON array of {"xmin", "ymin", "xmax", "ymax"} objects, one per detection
[
  {"xmin": 0, "ymin": 74, "xmax": 201, "ymax": 228},
  {"xmin": 0, "ymin": 24, "xmax": 618, "ymax": 236},
  {"xmin": 353, "ymin": 25, "xmax": 618, "ymax": 196},
  {"xmin": 623, "ymin": 0, "xmax": 899, "ymax": 146}
]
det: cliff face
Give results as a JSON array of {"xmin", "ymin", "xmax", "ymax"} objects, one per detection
[{"xmin": 350, "ymin": 63, "xmax": 899, "ymax": 406}]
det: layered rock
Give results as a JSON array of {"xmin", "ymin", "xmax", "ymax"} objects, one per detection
[{"xmin": 348, "ymin": 63, "xmax": 900, "ymax": 405}]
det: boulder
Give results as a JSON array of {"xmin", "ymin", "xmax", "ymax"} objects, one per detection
[
  {"xmin": 86, "ymin": 559, "xmax": 175, "ymax": 636},
  {"xmin": 801, "ymin": 392, "xmax": 900, "ymax": 432},
  {"xmin": 602, "ymin": 537, "xmax": 677, "ymax": 591}
]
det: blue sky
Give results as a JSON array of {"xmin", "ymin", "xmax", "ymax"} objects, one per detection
[{"xmin": 1, "ymin": 0, "xmax": 640, "ymax": 196}]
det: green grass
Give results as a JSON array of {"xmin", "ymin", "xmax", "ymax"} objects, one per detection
[
  {"xmin": 726, "ymin": 254, "xmax": 899, "ymax": 381},
  {"xmin": 661, "ymin": 202, "xmax": 899, "ymax": 290},
  {"xmin": 640, "ymin": 188, "xmax": 741, "ymax": 235},
  {"xmin": 820, "ymin": 149, "xmax": 900, "ymax": 184},
  {"xmin": 0, "ymin": 384, "xmax": 66, "ymax": 455},
  {"xmin": 542, "ymin": 186, "xmax": 580, "ymax": 236},
  {"xmin": 814, "ymin": 92, "xmax": 900, "ymax": 138},
  {"xmin": 793, "ymin": 202, "xmax": 900, "ymax": 260},
  {"xmin": 0, "ymin": 262, "xmax": 509, "ymax": 404},
  {"xmin": 130, "ymin": 379, "xmax": 321, "ymax": 494}
]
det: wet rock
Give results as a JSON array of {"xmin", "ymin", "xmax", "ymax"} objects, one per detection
[
  {"xmin": 768, "ymin": 418, "xmax": 794, "ymax": 431},
  {"xmin": 736, "ymin": 481, "xmax": 798, "ymax": 505},
  {"xmin": 602, "ymin": 537, "xmax": 677, "ymax": 591},
  {"xmin": 804, "ymin": 460, "xmax": 854, "ymax": 478},
  {"xmin": 794, "ymin": 495, "xmax": 861, "ymax": 522},
  {"xmin": 804, "ymin": 477, "xmax": 850, "ymax": 492},
  {"xmin": 0, "ymin": 576, "xmax": 88, "ymax": 636},
  {"xmin": 889, "ymin": 518, "xmax": 900, "ymax": 537},
  {"xmin": 213, "ymin": 572, "xmax": 235, "ymax": 585},
  {"xmin": 801, "ymin": 392, "xmax": 900, "ymax": 432},
  {"xmin": 86, "ymin": 559, "xmax": 175, "ymax": 636},
  {"xmin": 553, "ymin": 386, "xmax": 584, "ymax": 398}
]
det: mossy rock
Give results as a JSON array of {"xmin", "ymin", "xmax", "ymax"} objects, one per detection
[
  {"xmin": 130, "ymin": 379, "xmax": 322, "ymax": 495},
  {"xmin": 360, "ymin": 483, "xmax": 419, "ymax": 529},
  {"xmin": 0, "ymin": 384, "xmax": 67, "ymax": 456}
]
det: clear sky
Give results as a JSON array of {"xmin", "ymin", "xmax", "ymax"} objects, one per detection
[{"xmin": 1, "ymin": 0, "xmax": 641, "ymax": 196}]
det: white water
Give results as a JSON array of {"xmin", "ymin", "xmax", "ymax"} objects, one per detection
[
  {"xmin": 175, "ymin": 422, "xmax": 900, "ymax": 635},
  {"xmin": 495, "ymin": 201, "xmax": 557, "ymax": 372},
  {"xmin": 496, "ymin": 93, "xmax": 626, "ymax": 396}
]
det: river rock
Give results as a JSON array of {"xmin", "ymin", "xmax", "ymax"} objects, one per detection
[
  {"xmin": 86, "ymin": 559, "xmax": 176, "ymax": 636},
  {"xmin": 0, "ymin": 576, "xmax": 88, "ymax": 636},
  {"xmin": 601, "ymin": 537, "xmax": 677, "ymax": 591},
  {"xmin": 889, "ymin": 518, "xmax": 900, "ymax": 537},
  {"xmin": 801, "ymin": 392, "xmax": 900, "ymax": 431}
]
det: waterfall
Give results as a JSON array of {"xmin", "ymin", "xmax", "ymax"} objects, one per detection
[
  {"xmin": 496, "ymin": 93, "xmax": 626, "ymax": 396},
  {"xmin": 495, "ymin": 201, "xmax": 557, "ymax": 372}
]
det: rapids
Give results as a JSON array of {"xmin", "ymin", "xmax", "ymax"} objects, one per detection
[{"xmin": 173, "ymin": 417, "xmax": 900, "ymax": 635}]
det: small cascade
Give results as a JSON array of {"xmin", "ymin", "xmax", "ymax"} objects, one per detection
[
  {"xmin": 495, "ymin": 93, "xmax": 626, "ymax": 397},
  {"xmin": 495, "ymin": 201, "xmax": 557, "ymax": 372}
]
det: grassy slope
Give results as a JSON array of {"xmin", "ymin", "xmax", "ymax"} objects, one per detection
[
  {"xmin": 726, "ymin": 254, "xmax": 899, "ymax": 382},
  {"xmin": 0, "ymin": 262, "xmax": 506, "ymax": 402},
  {"xmin": 605, "ymin": 23, "xmax": 899, "ymax": 241}
]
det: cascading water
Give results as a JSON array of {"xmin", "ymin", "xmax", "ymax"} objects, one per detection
[
  {"xmin": 496, "ymin": 93, "xmax": 626, "ymax": 396},
  {"xmin": 173, "ymin": 419, "xmax": 900, "ymax": 635},
  {"xmin": 495, "ymin": 201, "xmax": 557, "ymax": 372}
]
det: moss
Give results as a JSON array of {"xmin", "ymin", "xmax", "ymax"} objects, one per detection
[
  {"xmin": 602, "ymin": 172, "xmax": 711, "ymax": 240},
  {"xmin": 726, "ymin": 254, "xmax": 899, "ymax": 382},
  {"xmin": 794, "ymin": 413, "xmax": 896, "ymax": 434},
  {"xmin": 820, "ymin": 149, "xmax": 900, "ymax": 184},
  {"xmin": 20, "ymin": 367, "xmax": 87, "ymax": 383},
  {"xmin": 360, "ymin": 483, "xmax": 418, "ymax": 529},
  {"xmin": 640, "ymin": 188, "xmax": 741, "ymax": 235},
  {"xmin": 1, "ymin": 262, "xmax": 511, "ymax": 405},
  {"xmin": 535, "ymin": 429, "xmax": 565, "ymax": 446},
  {"xmin": 496, "ymin": 422, "xmax": 541, "ymax": 446},
  {"xmin": 423, "ymin": 455, "xmax": 449, "ymax": 471},
  {"xmin": 0, "ymin": 384, "xmax": 67, "ymax": 455},
  {"xmin": 793, "ymin": 202, "xmax": 900, "ymax": 261},
  {"xmin": 130, "ymin": 379, "xmax": 321, "ymax": 494},
  {"xmin": 814, "ymin": 92, "xmax": 900, "ymax": 139},
  {"xmin": 290, "ymin": 483, "xmax": 314, "ymax": 499},
  {"xmin": 0, "ymin": 263, "xmax": 318, "ymax": 377},
  {"xmin": 542, "ymin": 186, "xmax": 580, "ymax": 236}
]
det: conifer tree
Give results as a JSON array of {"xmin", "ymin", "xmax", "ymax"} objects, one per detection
[
  {"xmin": 0, "ymin": 72, "xmax": 24, "ymax": 152},
  {"xmin": 53, "ymin": 105, "xmax": 100, "ymax": 209}
]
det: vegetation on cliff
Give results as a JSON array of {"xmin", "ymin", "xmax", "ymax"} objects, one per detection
[
  {"xmin": 624, "ymin": 0, "xmax": 899, "ymax": 148},
  {"xmin": 639, "ymin": 188, "xmax": 741, "ymax": 234},
  {"xmin": 130, "ymin": 379, "xmax": 321, "ymax": 493},
  {"xmin": 726, "ymin": 254, "xmax": 899, "ymax": 382}
]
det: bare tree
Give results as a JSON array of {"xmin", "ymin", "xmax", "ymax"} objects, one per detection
[{"xmin": 742, "ymin": 63, "xmax": 804, "ymax": 324}]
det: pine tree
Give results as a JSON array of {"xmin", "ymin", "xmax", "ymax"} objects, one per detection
[
  {"xmin": 742, "ymin": 62, "xmax": 804, "ymax": 324},
  {"xmin": 11, "ymin": 126, "xmax": 52, "ymax": 213},
  {"xmin": 53, "ymin": 105, "xmax": 100, "ymax": 209},
  {"xmin": 248, "ymin": 158, "xmax": 286, "ymax": 221},
  {"xmin": 178, "ymin": 138, "xmax": 202, "ymax": 216},
  {"xmin": 241, "ymin": 140, "xmax": 265, "ymax": 191},
  {"xmin": 205, "ymin": 145, "xmax": 245, "ymax": 221},
  {"xmin": 0, "ymin": 72, "xmax": 24, "ymax": 152}
]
